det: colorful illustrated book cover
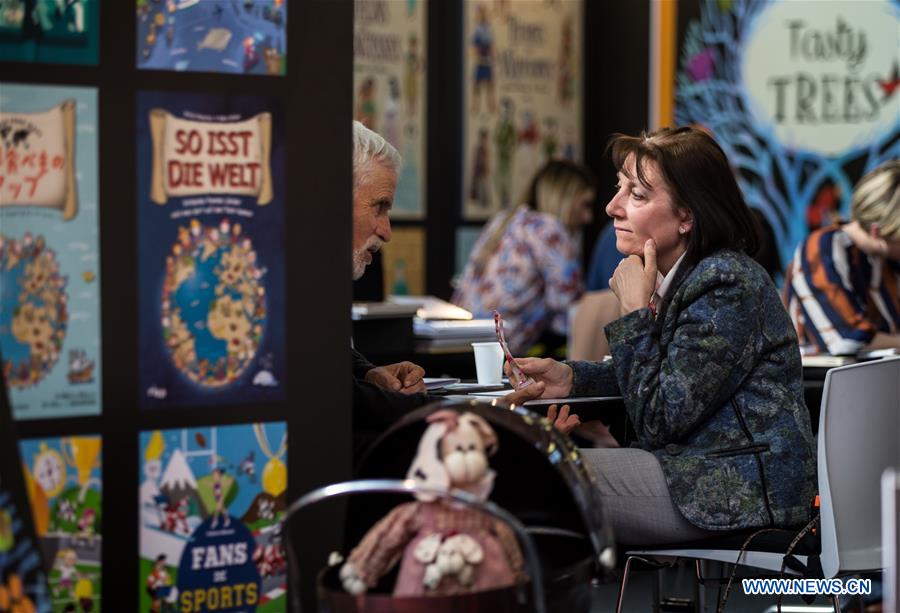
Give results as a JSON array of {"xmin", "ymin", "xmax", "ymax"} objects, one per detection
[
  {"xmin": 0, "ymin": 0, "xmax": 99, "ymax": 65},
  {"xmin": 354, "ymin": 0, "xmax": 427, "ymax": 218},
  {"xmin": 139, "ymin": 422, "xmax": 287, "ymax": 612},
  {"xmin": 136, "ymin": 0, "xmax": 286, "ymax": 75},
  {"xmin": 0, "ymin": 374, "xmax": 52, "ymax": 611},
  {"xmin": 462, "ymin": 0, "xmax": 584, "ymax": 220},
  {"xmin": 0, "ymin": 83, "xmax": 102, "ymax": 420},
  {"xmin": 136, "ymin": 91, "xmax": 285, "ymax": 409},
  {"xmin": 675, "ymin": 0, "xmax": 899, "ymax": 263},
  {"xmin": 19, "ymin": 436, "xmax": 101, "ymax": 612}
]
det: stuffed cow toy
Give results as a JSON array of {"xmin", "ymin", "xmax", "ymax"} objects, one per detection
[{"xmin": 340, "ymin": 410, "xmax": 525, "ymax": 597}]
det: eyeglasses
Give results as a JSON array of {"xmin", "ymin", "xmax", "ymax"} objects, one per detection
[{"xmin": 493, "ymin": 310, "xmax": 536, "ymax": 390}]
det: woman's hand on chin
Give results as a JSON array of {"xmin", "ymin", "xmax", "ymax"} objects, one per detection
[{"xmin": 610, "ymin": 239, "xmax": 658, "ymax": 315}]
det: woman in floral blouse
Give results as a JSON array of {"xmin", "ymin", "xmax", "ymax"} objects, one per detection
[{"xmin": 453, "ymin": 160, "xmax": 597, "ymax": 354}]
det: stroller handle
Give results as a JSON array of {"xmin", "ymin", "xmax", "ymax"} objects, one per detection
[{"xmin": 284, "ymin": 478, "xmax": 547, "ymax": 613}]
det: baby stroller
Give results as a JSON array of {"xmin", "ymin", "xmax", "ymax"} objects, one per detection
[{"xmin": 286, "ymin": 400, "xmax": 615, "ymax": 612}]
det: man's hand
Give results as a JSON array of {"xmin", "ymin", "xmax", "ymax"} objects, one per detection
[
  {"xmin": 491, "ymin": 382, "xmax": 581, "ymax": 436},
  {"xmin": 609, "ymin": 239, "xmax": 657, "ymax": 315},
  {"xmin": 504, "ymin": 357, "xmax": 574, "ymax": 398},
  {"xmin": 547, "ymin": 404, "xmax": 581, "ymax": 435},
  {"xmin": 364, "ymin": 361, "xmax": 426, "ymax": 394}
]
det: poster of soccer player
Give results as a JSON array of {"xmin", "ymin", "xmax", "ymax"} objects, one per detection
[
  {"xmin": 19, "ymin": 435, "xmax": 102, "ymax": 612},
  {"xmin": 138, "ymin": 422, "xmax": 287, "ymax": 612}
]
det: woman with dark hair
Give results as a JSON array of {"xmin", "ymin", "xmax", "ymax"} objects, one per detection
[
  {"xmin": 506, "ymin": 127, "xmax": 816, "ymax": 545},
  {"xmin": 453, "ymin": 160, "xmax": 597, "ymax": 354}
]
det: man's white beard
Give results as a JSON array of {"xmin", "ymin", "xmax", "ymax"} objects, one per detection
[
  {"xmin": 352, "ymin": 249, "xmax": 367, "ymax": 280},
  {"xmin": 351, "ymin": 237, "xmax": 384, "ymax": 280}
]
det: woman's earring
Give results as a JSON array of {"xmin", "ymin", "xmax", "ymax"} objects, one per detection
[{"xmin": 679, "ymin": 226, "xmax": 687, "ymax": 234}]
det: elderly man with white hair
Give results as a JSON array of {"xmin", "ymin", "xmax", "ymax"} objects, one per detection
[{"xmin": 350, "ymin": 121, "xmax": 432, "ymax": 456}]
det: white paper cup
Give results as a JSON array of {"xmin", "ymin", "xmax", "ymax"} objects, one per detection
[{"xmin": 472, "ymin": 341, "xmax": 504, "ymax": 385}]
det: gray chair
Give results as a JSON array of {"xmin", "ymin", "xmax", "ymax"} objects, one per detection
[{"xmin": 616, "ymin": 356, "xmax": 900, "ymax": 612}]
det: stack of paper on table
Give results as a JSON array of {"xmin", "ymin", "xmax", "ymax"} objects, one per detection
[
  {"xmin": 423, "ymin": 377, "xmax": 461, "ymax": 391},
  {"xmin": 388, "ymin": 295, "xmax": 474, "ymax": 320},
  {"xmin": 413, "ymin": 318, "xmax": 495, "ymax": 338},
  {"xmin": 801, "ymin": 354, "xmax": 856, "ymax": 368},
  {"xmin": 352, "ymin": 301, "xmax": 420, "ymax": 319}
]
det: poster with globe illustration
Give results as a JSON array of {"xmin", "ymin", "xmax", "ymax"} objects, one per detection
[
  {"xmin": 0, "ymin": 83, "xmax": 102, "ymax": 421},
  {"xmin": 136, "ymin": 91, "xmax": 285, "ymax": 409},
  {"xmin": 19, "ymin": 435, "xmax": 102, "ymax": 612},
  {"xmin": 139, "ymin": 422, "xmax": 287, "ymax": 612}
]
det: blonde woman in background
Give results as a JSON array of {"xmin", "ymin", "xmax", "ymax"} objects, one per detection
[
  {"xmin": 453, "ymin": 160, "xmax": 596, "ymax": 355},
  {"xmin": 784, "ymin": 160, "xmax": 900, "ymax": 355}
]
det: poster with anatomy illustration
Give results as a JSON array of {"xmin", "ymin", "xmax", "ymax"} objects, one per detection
[
  {"xmin": 354, "ymin": 0, "xmax": 427, "ymax": 219},
  {"xmin": 136, "ymin": 91, "xmax": 285, "ymax": 409},
  {"xmin": 138, "ymin": 422, "xmax": 287, "ymax": 612},
  {"xmin": 462, "ymin": 0, "xmax": 583, "ymax": 220},
  {"xmin": 0, "ymin": 83, "xmax": 102, "ymax": 420}
]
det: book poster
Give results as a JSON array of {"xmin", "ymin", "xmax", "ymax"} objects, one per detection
[
  {"xmin": 354, "ymin": 0, "xmax": 427, "ymax": 219},
  {"xmin": 139, "ymin": 422, "xmax": 287, "ymax": 612},
  {"xmin": 136, "ymin": 91, "xmax": 286, "ymax": 409},
  {"xmin": 136, "ymin": 0, "xmax": 287, "ymax": 75},
  {"xmin": 0, "ymin": 0, "xmax": 99, "ymax": 65},
  {"xmin": 381, "ymin": 227, "xmax": 424, "ymax": 297},
  {"xmin": 0, "ymin": 381, "xmax": 51, "ymax": 611},
  {"xmin": 19, "ymin": 436, "xmax": 102, "ymax": 612},
  {"xmin": 0, "ymin": 83, "xmax": 102, "ymax": 421},
  {"xmin": 462, "ymin": 0, "xmax": 583, "ymax": 220},
  {"xmin": 676, "ymin": 0, "xmax": 899, "ymax": 262}
]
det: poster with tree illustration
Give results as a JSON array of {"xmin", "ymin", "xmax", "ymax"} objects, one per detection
[
  {"xmin": 19, "ymin": 435, "xmax": 102, "ymax": 612},
  {"xmin": 138, "ymin": 422, "xmax": 287, "ymax": 612}
]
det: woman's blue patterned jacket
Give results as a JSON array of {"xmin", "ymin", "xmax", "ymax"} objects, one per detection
[{"xmin": 569, "ymin": 250, "xmax": 817, "ymax": 530}]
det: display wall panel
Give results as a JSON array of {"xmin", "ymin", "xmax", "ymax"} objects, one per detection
[{"xmin": 0, "ymin": 83, "xmax": 102, "ymax": 421}]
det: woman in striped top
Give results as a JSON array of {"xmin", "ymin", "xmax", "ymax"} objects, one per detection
[{"xmin": 784, "ymin": 161, "xmax": 900, "ymax": 355}]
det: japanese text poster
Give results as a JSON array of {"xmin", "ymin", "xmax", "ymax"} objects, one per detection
[{"xmin": 0, "ymin": 83, "xmax": 102, "ymax": 420}]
